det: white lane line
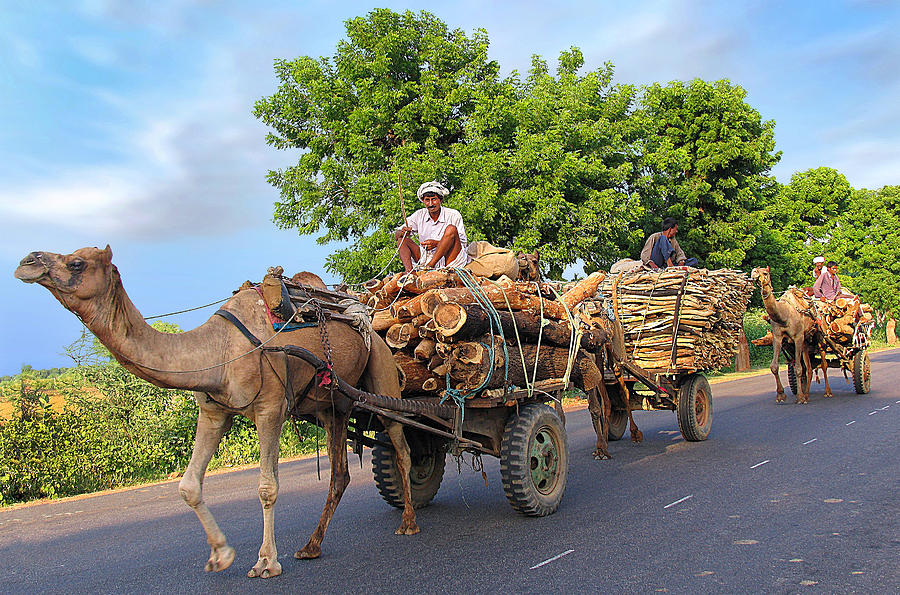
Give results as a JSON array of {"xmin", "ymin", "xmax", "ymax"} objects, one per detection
[
  {"xmin": 530, "ymin": 549, "xmax": 575, "ymax": 569},
  {"xmin": 802, "ymin": 438, "xmax": 817, "ymax": 445},
  {"xmin": 750, "ymin": 460, "xmax": 770, "ymax": 469},
  {"xmin": 879, "ymin": 405, "xmax": 890, "ymax": 410},
  {"xmin": 663, "ymin": 494, "xmax": 694, "ymax": 509},
  {"xmin": 846, "ymin": 420, "xmax": 856, "ymax": 426},
  {"xmin": 868, "ymin": 411, "xmax": 878, "ymax": 416}
]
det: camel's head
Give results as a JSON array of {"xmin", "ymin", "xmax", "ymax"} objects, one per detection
[
  {"xmin": 517, "ymin": 250, "xmax": 541, "ymax": 282},
  {"xmin": 15, "ymin": 246, "xmax": 119, "ymax": 306},
  {"xmin": 750, "ymin": 266, "xmax": 771, "ymax": 285}
]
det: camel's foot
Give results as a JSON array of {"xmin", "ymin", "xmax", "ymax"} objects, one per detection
[
  {"xmin": 824, "ymin": 392, "xmax": 834, "ymax": 398},
  {"xmin": 394, "ymin": 518, "xmax": 420, "ymax": 536},
  {"xmin": 294, "ymin": 542, "xmax": 321, "ymax": 560},
  {"xmin": 593, "ymin": 448, "xmax": 611, "ymax": 460},
  {"xmin": 204, "ymin": 544, "xmax": 235, "ymax": 573},
  {"xmin": 776, "ymin": 392, "xmax": 786, "ymax": 403},
  {"xmin": 247, "ymin": 556, "xmax": 282, "ymax": 579},
  {"xmin": 630, "ymin": 429, "xmax": 644, "ymax": 444}
]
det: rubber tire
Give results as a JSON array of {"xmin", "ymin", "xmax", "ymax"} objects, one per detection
[
  {"xmin": 500, "ymin": 403, "xmax": 568, "ymax": 517},
  {"xmin": 607, "ymin": 409, "xmax": 628, "ymax": 441},
  {"xmin": 786, "ymin": 361, "xmax": 798, "ymax": 396},
  {"xmin": 852, "ymin": 350, "xmax": 871, "ymax": 394},
  {"xmin": 677, "ymin": 374, "xmax": 713, "ymax": 442},
  {"xmin": 372, "ymin": 430, "xmax": 446, "ymax": 510}
]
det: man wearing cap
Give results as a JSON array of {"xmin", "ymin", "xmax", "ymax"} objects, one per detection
[
  {"xmin": 395, "ymin": 181, "xmax": 470, "ymax": 272},
  {"xmin": 813, "ymin": 260, "xmax": 856, "ymax": 301},
  {"xmin": 812, "ymin": 256, "xmax": 825, "ymax": 280}
]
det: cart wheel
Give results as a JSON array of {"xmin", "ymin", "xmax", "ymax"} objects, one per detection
[
  {"xmin": 607, "ymin": 409, "xmax": 628, "ymax": 441},
  {"xmin": 852, "ymin": 351, "xmax": 871, "ymax": 394},
  {"xmin": 786, "ymin": 361, "xmax": 798, "ymax": 396},
  {"xmin": 372, "ymin": 430, "xmax": 447, "ymax": 510},
  {"xmin": 677, "ymin": 374, "xmax": 713, "ymax": 441},
  {"xmin": 500, "ymin": 403, "xmax": 568, "ymax": 517}
]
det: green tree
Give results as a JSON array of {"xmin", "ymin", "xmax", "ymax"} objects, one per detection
[
  {"xmin": 828, "ymin": 186, "xmax": 900, "ymax": 314},
  {"xmin": 632, "ymin": 79, "xmax": 781, "ymax": 269},
  {"xmin": 254, "ymin": 9, "xmax": 505, "ymax": 281},
  {"xmin": 256, "ymin": 10, "xmax": 647, "ymax": 279}
]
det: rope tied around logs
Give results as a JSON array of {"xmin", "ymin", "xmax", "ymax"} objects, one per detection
[{"xmin": 440, "ymin": 268, "xmax": 511, "ymax": 420}]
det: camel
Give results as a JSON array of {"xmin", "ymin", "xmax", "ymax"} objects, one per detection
[
  {"xmin": 15, "ymin": 246, "xmax": 419, "ymax": 579},
  {"xmin": 751, "ymin": 266, "xmax": 832, "ymax": 404}
]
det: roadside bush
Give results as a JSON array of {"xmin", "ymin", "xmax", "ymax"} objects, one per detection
[{"xmin": 0, "ymin": 327, "xmax": 324, "ymax": 506}]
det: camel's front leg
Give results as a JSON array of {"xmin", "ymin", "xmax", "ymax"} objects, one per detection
[
  {"xmin": 384, "ymin": 421, "xmax": 419, "ymax": 535},
  {"xmin": 178, "ymin": 406, "xmax": 236, "ymax": 573},
  {"xmin": 587, "ymin": 385, "xmax": 611, "ymax": 460},
  {"xmin": 296, "ymin": 408, "xmax": 352, "ymax": 560},
  {"xmin": 770, "ymin": 332, "xmax": 786, "ymax": 402},
  {"xmin": 248, "ymin": 410, "xmax": 284, "ymax": 579}
]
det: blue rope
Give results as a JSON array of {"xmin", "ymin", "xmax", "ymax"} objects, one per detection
[{"xmin": 439, "ymin": 268, "xmax": 511, "ymax": 418}]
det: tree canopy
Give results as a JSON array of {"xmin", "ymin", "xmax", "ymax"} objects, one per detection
[{"xmin": 255, "ymin": 7, "xmax": 889, "ymax": 321}]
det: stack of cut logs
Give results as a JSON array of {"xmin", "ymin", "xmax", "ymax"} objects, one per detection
[
  {"xmin": 597, "ymin": 268, "xmax": 753, "ymax": 372},
  {"xmin": 364, "ymin": 270, "xmax": 607, "ymax": 397},
  {"xmin": 816, "ymin": 297, "xmax": 873, "ymax": 345}
]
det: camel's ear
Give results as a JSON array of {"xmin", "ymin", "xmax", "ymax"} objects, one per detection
[{"xmin": 101, "ymin": 245, "xmax": 113, "ymax": 264}]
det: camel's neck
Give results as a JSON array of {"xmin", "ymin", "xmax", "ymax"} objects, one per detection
[
  {"xmin": 74, "ymin": 280, "xmax": 226, "ymax": 392},
  {"xmin": 759, "ymin": 280, "xmax": 790, "ymax": 325}
]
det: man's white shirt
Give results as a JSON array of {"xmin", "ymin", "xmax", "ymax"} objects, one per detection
[{"xmin": 401, "ymin": 206, "xmax": 469, "ymax": 268}]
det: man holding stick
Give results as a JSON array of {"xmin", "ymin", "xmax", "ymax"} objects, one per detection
[{"xmin": 395, "ymin": 181, "xmax": 470, "ymax": 272}]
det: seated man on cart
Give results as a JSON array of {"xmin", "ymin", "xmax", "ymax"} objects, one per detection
[
  {"xmin": 395, "ymin": 181, "xmax": 470, "ymax": 273},
  {"xmin": 640, "ymin": 218, "xmax": 699, "ymax": 269},
  {"xmin": 812, "ymin": 261, "xmax": 856, "ymax": 301}
]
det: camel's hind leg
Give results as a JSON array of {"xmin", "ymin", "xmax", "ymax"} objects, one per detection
[
  {"xmin": 587, "ymin": 384, "xmax": 611, "ymax": 460},
  {"xmin": 178, "ymin": 404, "xmax": 236, "ymax": 573},
  {"xmin": 614, "ymin": 368, "xmax": 642, "ymax": 443},
  {"xmin": 384, "ymin": 421, "xmax": 419, "ymax": 535},
  {"xmin": 794, "ymin": 342, "xmax": 811, "ymax": 404},
  {"xmin": 295, "ymin": 407, "xmax": 352, "ymax": 560},
  {"xmin": 247, "ymin": 408, "xmax": 285, "ymax": 579}
]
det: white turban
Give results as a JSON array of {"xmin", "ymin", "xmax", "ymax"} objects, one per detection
[
  {"xmin": 416, "ymin": 181, "xmax": 450, "ymax": 199},
  {"xmin": 813, "ymin": 256, "xmax": 825, "ymax": 264}
]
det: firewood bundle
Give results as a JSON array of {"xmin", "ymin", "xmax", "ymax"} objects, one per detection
[
  {"xmin": 363, "ymin": 270, "xmax": 608, "ymax": 397},
  {"xmin": 597, "ymin": 268, "xmax": 754, "ymax": 372},
  {"xmin": 815, "ymin": 297, "xmax": 873, "ymax": 345}
]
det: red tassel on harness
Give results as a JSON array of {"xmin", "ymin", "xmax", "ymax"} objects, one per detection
[{"xmin": 317, "ymin": 363, "xmax": 333, "ymax": 387}]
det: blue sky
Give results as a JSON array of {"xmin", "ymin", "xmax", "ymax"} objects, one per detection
[{"xmin": 2, "ymin": 0, "xmax": 899, "ymax": 375}]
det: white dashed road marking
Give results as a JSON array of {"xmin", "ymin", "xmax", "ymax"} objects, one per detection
[
  {"xmin": 750, "ymin": 460, "xmax": 770, "ymax": 469},
  {"xmin": 802, "ymin": 438, "xmax": 817, "ymax": 445},
  {"xmin": 530, "ymin": 549, "xmax": 574, "ymax": 570},
  {"xmin": 664, "ymin": 495, "xmax": 693, "ymax": 509},
  {"xmin": 846, "ymin": 420, "xmax": 856, "ymax": 425},
  {"xmin": 868, "ymin": 411, "xmax": 878, "ymax": 416}
]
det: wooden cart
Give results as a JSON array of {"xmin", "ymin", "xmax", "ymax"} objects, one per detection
[
  {"xmin": 349, "ymin": 378, "xmax": 570, "ymax": 516},
  {"xmin": 786, "ymin": 319, "xmax": 874, "ymax": 396},
  {"xmin": 602, "ymin": 360, "xmax": 714, "ymax": 443}
]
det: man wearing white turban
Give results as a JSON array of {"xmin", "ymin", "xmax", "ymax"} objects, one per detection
[{"xmin": 394, "ymin": 181, "xmax": 470, "ymax": 272}]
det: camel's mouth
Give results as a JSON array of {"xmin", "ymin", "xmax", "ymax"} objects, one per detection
[{"xmin": 14, "ymin": 253, "xmax": 50, "ymax": 284}]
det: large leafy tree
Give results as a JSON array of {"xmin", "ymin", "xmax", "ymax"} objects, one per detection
[
  {"xmin": 632, "ymin": 79, "xmax": 781, "ymax": 269},
  {"xmin": 254, "ymin": 9, "xmax": 505, "ymax": 280},
  {"xmin": 255, "ymin": 10, "xmax": 646, "ymax": 280},
  {"xmin": 828, "ymin": 186, "xmax": 900, "ymax": 315}
]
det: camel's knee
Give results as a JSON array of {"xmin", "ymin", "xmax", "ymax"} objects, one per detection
[
  {"xmin": 179, "ymin": 477, "xmax": 202, "ymax": 508},
  {"xmin": 258, "ymin": 481, "xmax": 278, "ymax": 509},
  {"xmin": 770, "ymin": 363, "xmax": 780, "ymax": 376}
]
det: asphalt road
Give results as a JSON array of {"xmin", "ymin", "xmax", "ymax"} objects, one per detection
[{"xmin": 2, "ymin": 349, "xmax": 897, "ymax": 594}]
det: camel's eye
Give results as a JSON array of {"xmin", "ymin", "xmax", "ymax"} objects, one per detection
[{"xmin": 67, "ymin": 260, "xmax": 85, "ymax": 273}]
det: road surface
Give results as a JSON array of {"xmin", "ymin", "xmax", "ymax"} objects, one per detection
[{"xmin": 1, "ymin": 349, "xmax": 897, "ymax": 594}]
